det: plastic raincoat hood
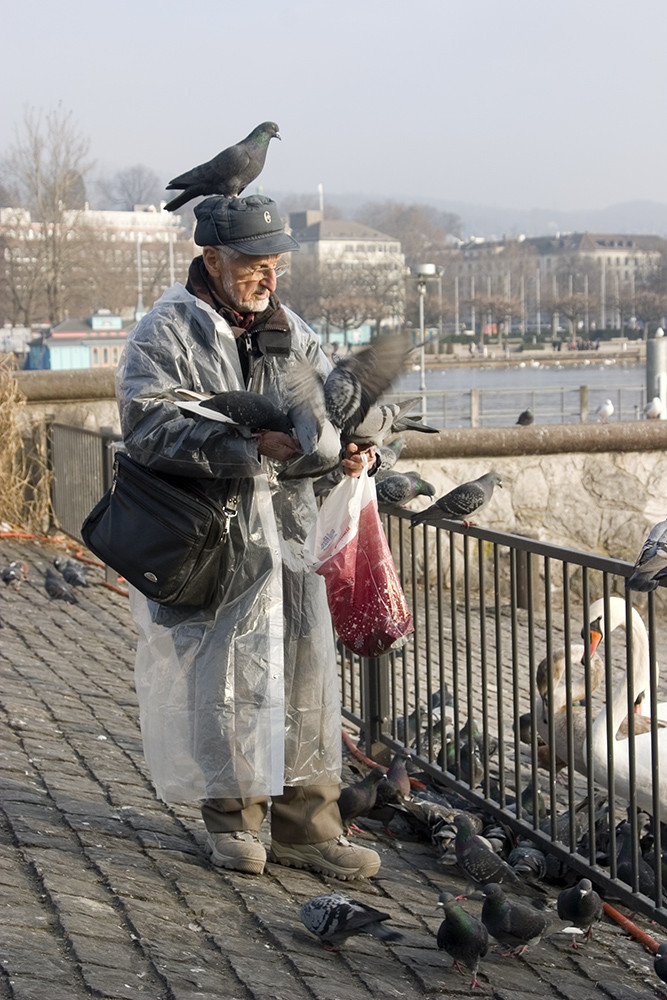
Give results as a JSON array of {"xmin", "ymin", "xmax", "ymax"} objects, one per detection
[{"xmin": 116, "ymin": 281, "xmax": 342, "ymax": 803}]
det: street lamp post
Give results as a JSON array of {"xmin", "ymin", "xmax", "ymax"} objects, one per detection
[{"xmin": 416, "ymin": 263, "xmax": 436, "ymax": 418}]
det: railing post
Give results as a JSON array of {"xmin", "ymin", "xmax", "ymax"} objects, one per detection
[
  {"xmin": 515, "ymin": 544, "xmax": 540, "ymax": 611},
  {"xmin": 580, "ymin": 384, "xmax": 588, "ymax": 422},
  {"xmin": 361, "ymin": 655, "xmax": 390, "ymax": 759},
  {"xmin": 470, "ymin": 388, "xmax": 479, "ymax": 427}
]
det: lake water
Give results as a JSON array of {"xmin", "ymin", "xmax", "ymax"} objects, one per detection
[{"xmin": 388, "ymin": 357, "xmax": 648, "ymax": 427}]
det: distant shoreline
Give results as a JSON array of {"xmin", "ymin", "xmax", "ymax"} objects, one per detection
[{"xmin": 425, "ymin": 342, "xmax": 644, "ymax": 370}]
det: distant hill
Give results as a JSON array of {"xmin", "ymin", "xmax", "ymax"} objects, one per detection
[{"xmin": 277, "ymin": 192, "xmax": 667, "ymax": 241}]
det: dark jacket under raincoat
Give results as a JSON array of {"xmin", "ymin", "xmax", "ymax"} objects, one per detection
[{"xmin": 115, "ymin": 281, "xmax": 342, "ymax": 803}]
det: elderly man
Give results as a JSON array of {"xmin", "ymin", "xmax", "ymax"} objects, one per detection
[{"xmin": 116, "ymin": 195, "xmax": 381, "ymax": 879}]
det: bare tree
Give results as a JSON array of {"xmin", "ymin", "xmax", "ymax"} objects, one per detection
[
  {"xmin": 355, "ymin": 200, "xmax": 462, "ymax": 270},
  {"xmin": 95, "ymin": 164, "xmax": 163, "ymax": 210},
  {"xmin": 1, "ymin": 105, "xmax": 93, "ymax": 324}
]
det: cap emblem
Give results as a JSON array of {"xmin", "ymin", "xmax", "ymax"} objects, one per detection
[{"xmin": 264, "ymin": 211, "xmax": 272, "ymax": 224}]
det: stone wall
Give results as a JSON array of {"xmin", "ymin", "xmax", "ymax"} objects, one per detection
[
  {"xmin": 395, "ymin": 422, "xmax": 667, "ymax": 564},
  {"xmin": 13, "ymin": 369, "xmax": 667, "ymax": 562}
]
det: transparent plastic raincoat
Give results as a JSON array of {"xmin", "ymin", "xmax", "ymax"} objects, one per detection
[{"xmin": 116, "ymin": 282, "xmax": 342, "ymax": 803}]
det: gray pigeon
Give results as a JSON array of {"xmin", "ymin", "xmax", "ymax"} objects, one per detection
[
  {"xmin": 375, "ymin": 749, "xmax": 412, "ymax": 807},
  {"xmin": 436, "ymin": 891, "xmax": 488, "ymax": 989},
  {"xmin": 44, "ymin": 567, "xmax": 78, "ymax": 604},
  {"xmin": 410, "ymin": 471, "xmax": 502, "ymax": 529},
  {"xmin": 626, "ymin": 518, "xmax": 667, "ymax": 592},
  {"xmin": 516, "ymin": 408, "xmax": 534, "ymax": 426},
  {"xmin": 1, "ymin": 560, "xmax": 27, "ymax": 589},
  {"xmin": 556, "ymin": 878, "xmax": 603, "ymax": 947},
  {"xmin": 337, "ymin": 766, "xmax": 386, "ymax": 832},
  {"xmin": 278, "ymin": 331, "xmax": 414, "ymax": 479},
  {"xmin": 300, "ymin": 893, "xmax": 403, "ymax": 951},
  {"xmin": 164, "ymin": 121, "xmax": 281, "ymax": 211},
  {"xmin": 481, "ymin": 882, "xmax": 550, "ymax": 956},
  {"xmin": 199, "ymin": 390, "xmax": 292, "ymax": 434},
  {"xmin": 452, "ymin": 813, "xmax": 547, "ymax": 902},
  {"xmin": 53, "ymin": 557, "xmax": 89, "ymax": 587},
  {"xmin": 376, "ymin": 472, "xmax": 436, "ymax": 508},
  {"xmin": 377, "ymin": 437, "xmax": 407, "ymax": 471}
]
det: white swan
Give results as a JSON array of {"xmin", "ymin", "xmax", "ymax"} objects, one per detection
[
  {"xmin": 535, "ymin": 645, "xmax": 604, "ymax": 777},
  {"xmin": 583, "ymin": 597, "xmax": 667, "ymax": 817}
]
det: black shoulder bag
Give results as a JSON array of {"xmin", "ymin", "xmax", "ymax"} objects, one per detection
[{"xmin": 81, "ymin": 451, "xmax": 239, "ymax": 608}]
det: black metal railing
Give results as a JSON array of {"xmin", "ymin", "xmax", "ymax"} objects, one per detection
[{"xmin": 49, "ymin": 424, "xmax": 667, "ymax": 926}]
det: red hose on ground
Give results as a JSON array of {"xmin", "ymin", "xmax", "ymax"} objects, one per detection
[{"xmin": 602, "ymin": 901, "xmax": 660, "ymax": 954}]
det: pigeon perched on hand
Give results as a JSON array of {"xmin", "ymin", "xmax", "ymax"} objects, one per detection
[
  {"xmin": 278, "ymin": 330, "xmax": 414, "ymax": 479},
  {"xmin": 164, "ymin": 121, "xmax": 281, "ymax": 212},
  {"xmin": 410, "ymin": 471, "xmax": 502, "ymax": 529},
  {"xmin": 53, "ymin": 557, "xmax": 90, "ymax": 588},
  {"xmin": 452, "ymin": 813, "xmax": 547, "ymax": 901},
  {"xmin": 626, "ymin": 518, "xmax": 667, "ymax": 592},
  {"xmin": 300, "ymin": 893, "xmax": 403, "ymax": 951},
  {"xmin": 44, "ymin": 567, "xmax": 78, "ymax": 604},
  {"xmin": 556, "ymin": 878, "xmax": 603, "ymax": 947},
  {"xmin": 481, "ymin": 882, "xmax": 550, "ymax": 956},
  {"xmin": 436, "ymin": 892, "xmax": 488, "ymax": 989},
  {"xmin": 337, "ymin": 766, "xmax": 386, "ymax": 832},
  {"xmin": 516, "ymin": 408, "xmax": 534, "ymax": 426},
  {"xmin": 376, "ymin": 472, "xmax": 436, "ymax": 508}
]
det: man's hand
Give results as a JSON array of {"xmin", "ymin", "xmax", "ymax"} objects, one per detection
[
  {"xmin": 256, "ymin": 430, "xmax": 302, "ymax": 462},
  {"xmin": 341, "ymin": 441, "xmax": 376, "ymax": 478}
]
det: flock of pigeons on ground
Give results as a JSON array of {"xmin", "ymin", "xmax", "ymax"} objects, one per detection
[{"xmin": 297, "ymin": 744, "xmax": 667, "ymax": 989}]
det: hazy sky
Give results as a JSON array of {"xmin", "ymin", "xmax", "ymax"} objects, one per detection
[{"xmin": 3, "ymin": 0, "xmax": 666, "ymax": 214}]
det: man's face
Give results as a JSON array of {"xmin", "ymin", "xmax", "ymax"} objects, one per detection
[{"xmin": 204, "ymin": 248, "xmax": 286, "ymax": 314}]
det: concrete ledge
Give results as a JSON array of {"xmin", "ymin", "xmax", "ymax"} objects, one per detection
[
  {"xmin": 402, "ymin": 420, "xmax": 667, "ymax": 459},
  {"xmin": 15, "ymin": 368, "xmax": 116, "ymax": 402}
]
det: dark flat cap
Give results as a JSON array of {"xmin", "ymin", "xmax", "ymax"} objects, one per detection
[{"xmin": 193, "ymin": 195, "xmax": 299, "ymax": 255}]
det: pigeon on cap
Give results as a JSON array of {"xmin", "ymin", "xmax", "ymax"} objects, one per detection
[
  {"xmin": 193, "ymin": 195, "xmax": 299, "ymax": 256},
  {"xmin": 164, "ymin": 121, "xmax": 281, "ymax": 211}
]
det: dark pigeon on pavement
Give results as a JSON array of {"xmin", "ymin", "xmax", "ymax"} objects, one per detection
[
  {"xmin": 655, "ymin": 942, "xmax": 667, "ymax": 984},
  {"xmin": 53, "ymin": 557, "xmax": 90, "ymax": 587},
  {"xmin": 164, "ymin": 122, "xmax": 281, "ymax": 212},
  {"xmin": 337, "ymin": 766, "xmax": 387, "ymax": 833},
  {"xmin": 452, "ymin": 812, "xmax": 547, "ymax": 901},
  {"xmin": 375, "ymin": 749, "xmax": 412, "ymax": 809},
  {"xmin": 376, "ymin": 471, "xmax": 436, "ymax": 508},
  {"xmin": 44, "ymin": 567, "xmax": 78, "ymax": 604},
  {"xmin": 1, "ymin": 560, "xmax": 27, "ymax": 589},
  {"xmin": 410, "ymin": 471, "xmax": 502, "ymax": 529},
  {"xmin": 481, "ymin": 882, "xmax": 550, "ymax": 956},
  {"xmin": 626, "ymin": 518, "xmax": 667, "ymax": 592},
  {"xmin": 556, "ymin": 877, "xmax": 603, "ymax": 947},
  {"xmin": 436, "ymin": 891, "xmax": 489, "ymax": 989},
  {"xmin": 300, "ymin": 893, "xmax": 403, "ymax": 951},
  {"xmin": 516, "ymin": 408, "xmax": 534, "ymax": 426}
]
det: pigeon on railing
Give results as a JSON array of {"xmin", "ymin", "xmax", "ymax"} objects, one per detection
[
  {"xmin": 626, "ymin": 518, "xmax": 667, "ymax": 592},
  {"xmin": 410, "ymin": 471, "xmax": 502, "ymax": 529}
]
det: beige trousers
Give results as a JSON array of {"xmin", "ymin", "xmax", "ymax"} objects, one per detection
[{"xmin": 201, "ymin": 784, "xmax": 343, "ymax": 843}]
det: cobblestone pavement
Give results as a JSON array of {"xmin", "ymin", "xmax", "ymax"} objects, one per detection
[{"xmin": 1, "ymin": 533, "xmax": 665, "ymax": 1000}]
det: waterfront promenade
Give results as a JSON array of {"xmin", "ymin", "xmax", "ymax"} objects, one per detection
[{"xmin": 1, "ymin": 529, "xmax": 664, "ymax": 1000}]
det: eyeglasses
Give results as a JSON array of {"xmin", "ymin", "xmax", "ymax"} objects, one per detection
[{"xmin": 236, "ymin": 261, "xmax": 289, "ymax": 282}]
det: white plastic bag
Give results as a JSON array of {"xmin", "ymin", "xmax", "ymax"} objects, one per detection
[{"xmin": 305, "ymin": 469, "xmax": 413, "ymax": 656}]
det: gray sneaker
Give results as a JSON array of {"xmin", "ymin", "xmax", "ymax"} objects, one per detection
[
  {"xmin": 207, "ymin": 831, "xmax": 266, "ymax": 875},
  {"xmin": 270, "ymin": 834, "xmax": 381, "ymax": 880}
]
